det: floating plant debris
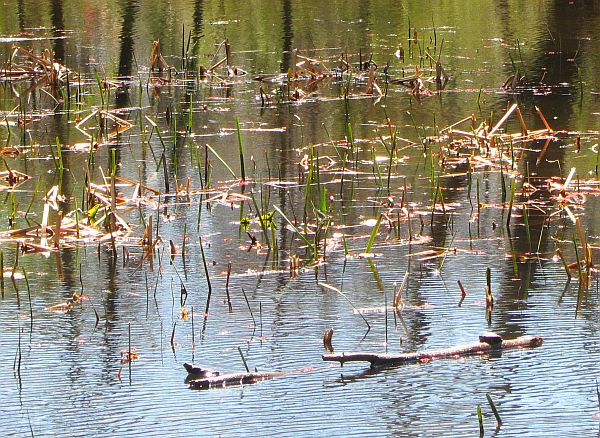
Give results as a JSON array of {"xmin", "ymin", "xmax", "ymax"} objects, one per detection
[{"xmin": 3, "ymin": 46, "xmax": 75, "ymax": 87}]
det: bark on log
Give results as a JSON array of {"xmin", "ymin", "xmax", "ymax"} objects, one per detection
[
  {"xmin": 188, "ymin": 371, "xmax": 286, "ymax": 389},
  {"xmin": 322, "ymin": 335, "xmax": 543, "ymax": 368}
]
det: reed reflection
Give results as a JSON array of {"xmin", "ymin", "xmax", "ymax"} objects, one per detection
[
  {"xmin": 50, "ymin": 0, "xmax": 64, "ymax": 62},
  {"xmin": 281, "ymin": 0, "xmax": 293, "ymax": 72},
  {"xmin": 493, "ymin": 1, "xmax": 599, "ymax": 335},
  {"xmin": 117, "ymin": 0, "xmax": 139, "ymax": 79}
]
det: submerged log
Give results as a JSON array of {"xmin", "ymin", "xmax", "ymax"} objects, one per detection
[
  {"xmin": 188, "ymin": 371, "xmax": 286, "ymax": 390},
  {"xmin": 322, "ymin": 334, "xmax": 543, "ymax": 368}
]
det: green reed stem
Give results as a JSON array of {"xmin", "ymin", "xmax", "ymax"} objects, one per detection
[
  {"xmin": 273, "ymin": 205, "xmax": 316, "ymax": 260},
  {"xmin": 236, "ymin": 117, "xmax": 246, "ymax": 181},
  {"xmin": 523, "ymin": 204, "xmax": 532, "ymax": 252},
  {"xmin": 477, "ymin": 404, "xmax": 484, "ymax": 435},
  {"xmin": 365, "ymin": 214, "xmax": 383, "ymax": 253},
  {"xmin": 319, "ymin": 282, "xmax": 371, "ymax": 331},
  {"xmin": 205, "ymin": 143, "xmax": 236, "ymax": 179}
]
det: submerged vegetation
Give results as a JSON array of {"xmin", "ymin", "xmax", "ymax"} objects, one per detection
[{"xmin": 1, "ymin": 0, "xmax": 600, "ymax": 435}]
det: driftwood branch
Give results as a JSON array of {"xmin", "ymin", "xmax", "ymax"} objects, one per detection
[{"xmin": 322, "ymin": 335, "xmax": 543, "ymax": 368}]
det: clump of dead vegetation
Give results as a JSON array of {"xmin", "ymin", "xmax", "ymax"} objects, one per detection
[{"xmin": 2, "ymin": 46, "xmax": 76, "ymax": 89}]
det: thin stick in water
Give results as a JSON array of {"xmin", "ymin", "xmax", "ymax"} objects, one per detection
[
  {"xmin": 458, "ymin": 280, "xmax": 467, "ymax": 307},
  {"xmin": 22, "ymin": 268, "xmax": 33, "ymax": 333},
  {"xmin": 225, "ymin": 261, "xmax": 233, "ymax": 312},
  {"xmin": 486, "ymin": 393, "xmax": 502, "ymax": 426},
  {"xmin": 259, "ymin": 301, "xmax": 263, "ymax": 338},
  {"xmin": 191, "ymin": 306, "xmax": 195, "ymax": 351},
  {"xmin": 318, "ymin": 282, "xmax": 371, "ymax": 332},
  {"xmin": 128, "ymin": 322, "xmax": 132, "ymax": 382},
  {"xmin": 0, "ymin": 250, "xmax": 4, "ymax": 297},
  {"xmin": 170, "ymin": 322, "xmax": 177, "ymax": 353},
  {"xmin": 199, "ymin": 236, "xmax": 213, "ymax": 334},
  {"xmin": 384, "ymin": 283, "xmax": 388, "ymax": 352},
  {"xmin": 241, "ymin": 287, "xmax": 256, "ymax": 326},
  {"xmin": 237, "ymin": 346, "xmax": 250, "ymax": 373},
  {"xmin": 596, "ymin": 378, "xmax": 600, "ymax": 411}
]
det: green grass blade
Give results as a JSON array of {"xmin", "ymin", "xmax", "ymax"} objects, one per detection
[
  {"xmin": 205, "ymin": 143, "xmax": 237, "ymax": 179},
  {"xmin": 273, "ymin": 204, "xmax": 315, "ymax": 258},
  {"xmin": 236, "ymin": 117, "xmax": 246, "ymax": 181},
  {"xmin": 365, "ymin": 214, "xmax": 383, "ymax": 253}
]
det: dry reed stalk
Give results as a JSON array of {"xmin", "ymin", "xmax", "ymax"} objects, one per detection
[
  {"xmin": 536, "ymin": 137, "xmax": 552, "ymax": 166},
  {"xmin": 514, "ymin": 106, "xmax": 528, "ymax": 135},
  {"xmin": 323, "ymin": 328, "xmax": 334, "ymax": 352},
  {"xmin": 535, "ymin": 106, "xmax": 553, "ymax": 132},
  {"xmin": 439, "ymin": 114, "xmax": 475, "ymax": 134},
  {"xmin": 457, "ymin": 280, "xmax": 467, "ymax": 306},
  {"xmin": 555, "ymin": 249, "xmax": 572, "ymax": 279},
  {"xmin": 150, "ymin": 41, "xmax": 169, "ymax": 72},
  {"xmin": 488, "ymin": 103, "xmax": 518, "ymax": 137}
]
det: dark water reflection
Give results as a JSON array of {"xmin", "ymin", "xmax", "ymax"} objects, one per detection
[
  {"xmin": 1, "ymin": 0, "xmax": 600, "ymax": 436},
  {"xmin": 50, "ymin": 0, "xmax": 65, "ymax": 61},
  {"xmin": 281, "ymin": 0, "xmax": 293, "ymax": 73}
]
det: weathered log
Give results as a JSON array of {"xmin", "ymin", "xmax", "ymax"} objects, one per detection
[
  {"xmin": 322, "ymin": 334, "xmax": 543, "ymax": 368},
  {"xmin": 188, "ymin": 371, "xmax": 286, "ymax": 390}
]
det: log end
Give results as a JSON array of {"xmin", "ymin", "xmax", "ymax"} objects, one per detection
[
  {"xmin": 500, "ymin": 335, "xmax": 544, "ymax": 349},
  {"xmin": 529, "ymin": 336, "xmax": 544, "ymax": 347}
]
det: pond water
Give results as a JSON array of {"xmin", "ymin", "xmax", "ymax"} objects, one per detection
[{"xmin": 1, "ymin": 0, "xmax": 600, "ymax": 436}]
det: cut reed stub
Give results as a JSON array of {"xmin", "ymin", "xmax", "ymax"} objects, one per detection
[
  {"xmin": 169, "ymin": 240, "xmax": 178, "ymax": 259},
  {"xmin": 323, "ymin": 328, "xmax": 334, "ymax": 352},
  {"xmin": 457, "ymin": 280, "xmax": 467, "ymax": 307},
  {"xmin": 290, "ymin": 254, "xmax": 301, "ymax": 278}
]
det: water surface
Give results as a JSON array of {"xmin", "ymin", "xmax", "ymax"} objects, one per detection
[{"xmin": 1, "ymin": 1, "xmax": 600, "ymax": 436}]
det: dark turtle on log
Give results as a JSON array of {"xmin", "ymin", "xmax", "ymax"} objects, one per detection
[
  {"xmin": 478, "ymin": 332, "xmax": 503, "ymax": 347},
  {"xmin": 183, "ymin": 362, "xmax": 220, "ymax": 378}
]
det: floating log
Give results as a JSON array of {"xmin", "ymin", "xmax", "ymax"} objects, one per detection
[
  {"xmin": 322, "ymin": 334, "xmax": 543, "ymax": 368},
  {"xmin": 188, "ymin": 371, "xmax": 285, "ymax": 390},
  {"xmin": 184, "ymin": 362, "xmax": 284, "ymax": 389}
]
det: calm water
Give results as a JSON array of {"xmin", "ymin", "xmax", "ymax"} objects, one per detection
[{"xmin": 2, "ymin": 1, "xmax": 600, "ymax": 436}]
